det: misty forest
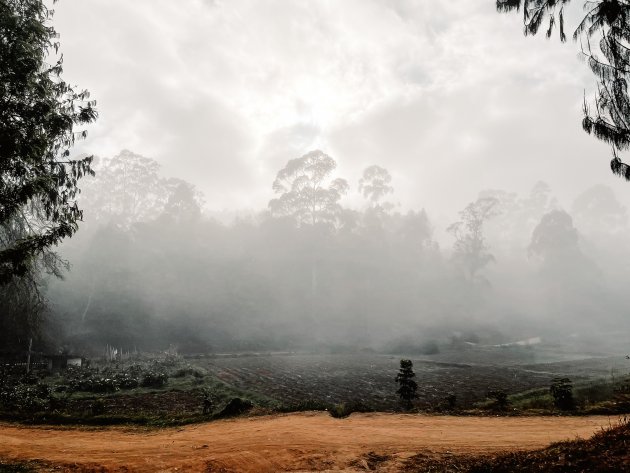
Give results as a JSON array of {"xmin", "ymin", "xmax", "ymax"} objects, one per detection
[
  {"xmin": 2, "ymin": 1, "xmax": 630, "ymax": 472},
  {"xmin": 9, "ymin": 150, "xmax": 630, "ymax": 355}
]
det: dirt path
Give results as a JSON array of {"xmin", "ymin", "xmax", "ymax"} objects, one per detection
[{"xmin": 0, "ymin": 413, "xmax": 618, "ymax": 472}]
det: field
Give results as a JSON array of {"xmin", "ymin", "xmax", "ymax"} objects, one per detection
[
  {"xmin": 195, "ymin": 352, "xmax": 559, "ymax": 410},
  {"xmin": 1, "ymin": 346, "xmax": 629, "ymax": 426}
]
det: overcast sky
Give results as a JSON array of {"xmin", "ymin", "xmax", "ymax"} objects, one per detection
[{"xmin": 54, "ymin": 0, "xmax": 628, "ymax": 218}]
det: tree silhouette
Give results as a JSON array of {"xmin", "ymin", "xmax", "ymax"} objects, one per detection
[
  {"xmin": 0, "ymin": 0, "xmax": 98, "ymax": 283},
  {"xmin": 497, "ymin": 0, "xmax": 630, "ymax": 180},
  {"xmin": 269, "ymin": 150, "xmax": 349, "ymax": 228},
  {"xmin": 528, "ymin": 209, "xmax": 579, "ymax": 260},
  {"xmin": 359, "ymin": 165, "xmax": 394, "ymax": 208},
  {"xmin": 448, "ymin": 197, "xmax": 500, "ymax": 282},
  {"xmin": 395, "ymin": 359, "xmax": 419, "ymax": 409}
]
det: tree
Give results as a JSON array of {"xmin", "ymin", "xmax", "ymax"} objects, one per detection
[
  {"xmin": 395, "ymin": 359, "xmax": 419, "ymax": 408},
  {"xmin": 80, "ymin": 150, "xmax": 162, "ymax": 226},
  {"xmin": 497, "ymin": 0, "xmax": 630, "ymax": 180},
  {"xmin": 528, "ymin": 209, "xmax": 580, "ymax": 261},
  {"xmin": 448, "ymin": 197, "xmax": 500, "ymax": 282},
  {"xmin": 550, "ymin": 377, "xmax": 575, "ymax": 410},
  {"xmin": 571, "ymin": 184, "xmax": 627, "ymax": 235},
  {"xmin": 358, "ymin": 165, "xmax": 394, "ymax": 208},
  {"xmin": 269, "ymin": 150, "xmax": 349, "ymax": 228},
  {"xmin": 1, "ymin": 0, "xmax": 98, "ymax": 283}
]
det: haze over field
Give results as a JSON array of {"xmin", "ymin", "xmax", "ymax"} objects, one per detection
[{"xmin": 2, "ymin": 1, "xmax": 630, "ymax": 358}]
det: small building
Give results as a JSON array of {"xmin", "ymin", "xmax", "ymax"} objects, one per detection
[{"xmin": 45, "ymin": 354, "xmax": 84, "ymax": 372}]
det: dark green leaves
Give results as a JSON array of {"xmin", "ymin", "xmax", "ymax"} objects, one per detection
[{"xmin": 0, "ymin": 0, "xmax": 98, "ymax": 282}]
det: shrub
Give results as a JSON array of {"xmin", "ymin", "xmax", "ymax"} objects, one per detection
[
  {"xmin": 446, "ymin": 393, "xmax": 457, "ymax": 410},
  {"xmin": 140, "ymin": 370, "xmax": 168, "ymax": 388},
  {"xmin": 550, "ymin": 377, "xmax": 575, "ymax": 411},
  {"xmin": 91, "ymin": 399, "xmax": 106, "ymax": 416},
  {"xmin": 487, "ymin": 390, "xmax": 509, "ymax": 411},
  {"xmin": 0, "ymin": 382, "xmax": 51, "ymax": 413},
  {"xmin": 328, "ymin": 400, "xmax": 373, "ymax": 418}
]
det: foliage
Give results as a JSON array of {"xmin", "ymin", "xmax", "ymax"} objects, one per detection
[
  {"xmin": 0, "ymin": 0, "xmax": 98, "ymax": 282},
  {"xmin": 395, "ymin": 359, "xmax": 418, "ymax": 408},
  {"xmin": 528, "ymin": 210, "xmax": 579, "ymax": 259},
  {"xmin": 497, "ymin": 0, "xmax": 630, "ymax": 181},
  {"xmin": 550, "ymin": 377, "xmax": 575, "ymax": 410},
  {"xmin": 80, "ymin": 150, "xmax": 203, "ymax": 227},
  {"xmin": 487, "ymin": 389, "xmax": 510, "ymax": 410},
  {"xmin": 446, "ymin": 392, "xmax": 457, "ymax": 410},
  {"xmin": 269, "ymin": 150, "xmax": 349, "ymax": 228},
  {"xmin": 328, "ymin": 400, "xmax": 373, "ymax": 418},
  {"xmin": 448, "ymin": 197, "xmax": 500, "ymax": 282},
  {"xmin": 140, "ymin": 368, "xmax": 168, "ymax": 388},
  {"xmin": 60, "ymin": 363, "xmax": 169, "ymax": 393},
  {"xmin": 358, "ymin": 165, "xmax": 393, "ymax": 207},
  {"xmin": 0, "ymin": 371, "xmax": 52, "ymax": 414}
]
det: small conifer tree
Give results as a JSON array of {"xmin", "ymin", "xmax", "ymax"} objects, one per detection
[{"xmin": 395, "ymin": 359, "xmax": 418, "ymax": 409}]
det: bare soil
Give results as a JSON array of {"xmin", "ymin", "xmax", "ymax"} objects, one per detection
[{"xmin": 0, "ymin": 413, "xmax": 617, "ymax": 472}]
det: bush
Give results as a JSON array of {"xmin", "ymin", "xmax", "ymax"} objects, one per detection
[
  {"xmin": 445, "ymin": 393, "xmax": 457, "ymax": 410},
  {"xmin": 328, "ymin": 400, "xmax": 373, "ymax": 418},
  {"xmin": 217, "ymin": 398, "xmax": 253, "ymax": 418},
  {"xmin": 91, "ymin": 399, "xmax": 106, "ymax": 416},
  {"xmin": 550, "ymin": 378, "xmax": 575, "ymax": 411},
  {"xmin": 140, "ymin": 370, "xmax": 168, "ymax": 388},
  {"xmin": 0, "ymin": 382, "xmax": 51, "ymax": 413},
  {"xmin": 487, "ymin": 390, "xmax": 509, "ymax": 411}
]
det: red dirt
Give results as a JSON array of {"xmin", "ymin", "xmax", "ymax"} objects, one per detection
[{"xmin": 0, "ymin": 413, "xmax": 618, "ymax": 472}]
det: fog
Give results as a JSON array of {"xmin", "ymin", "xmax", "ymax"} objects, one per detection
[
  {"xmin": 42, "ymin": 150, "xmax": 630, "ymax": 356},
  {"xmin": 24, "ymin": 1, "xmax": 628, "ymax": 358}
]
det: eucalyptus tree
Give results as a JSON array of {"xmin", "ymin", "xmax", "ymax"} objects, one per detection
[
  {"xmin": 269, "ymin": 150, "xmax": 349, "ymax": 228},
  {"xmin": 81, "ymin": 150, "xmax": 164, "ymax": 227},
  {"xmin": 448, "ymin": 197, "xmax": 500, "ymax": 283},
  {"xmin": 269, "ymin": 150, "xmax": 348, "ymax": 303},
  {"xmin": 358, "ymin": 165, "xmax": 394, "ymax": 208},
  {"xmin": 497, "ymin": 0, "xmax": 630, "ymax": 180}
]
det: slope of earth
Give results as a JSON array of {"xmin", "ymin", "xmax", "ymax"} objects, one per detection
[{"xmin": 0, "ymin": 413, "xmax": 617, "ymax": 472}]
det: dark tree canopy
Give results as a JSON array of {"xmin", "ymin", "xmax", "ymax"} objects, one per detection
[
  {"xmin": 497, "ymin": 0, "xmax": 630, "ymax": 180},
  {"xmin": 395, "ymin": 359, "xmax": 419, "ymax": 408},
  {"xmin": 0, "ymin": 0, "xmax": 97, "ymax": 283}
]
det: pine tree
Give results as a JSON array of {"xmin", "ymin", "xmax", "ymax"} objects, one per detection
[
  {"xmin": 395, "ymin": 359, "xmax": 419, "ymax": 409},
  {"xmin": 497, "ymin": 0, "xmax": 630, "ymax": 180}
]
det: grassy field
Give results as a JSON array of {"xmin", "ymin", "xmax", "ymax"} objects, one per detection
[{"xmin": 1, "ymin": 346, "xmax": 629, "ymax": 426}]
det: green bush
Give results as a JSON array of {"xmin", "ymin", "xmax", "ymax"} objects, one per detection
[
  {"xmin": 550, "ymin": 378, "xmax": 575, "ymax": 411},
  {"xmin": 140, "ymin": 370, "xmax": 168, "ymax": 388},
  {"xmin": 487, "ymin": 390, "xmax": 509, "ymax": 411}
]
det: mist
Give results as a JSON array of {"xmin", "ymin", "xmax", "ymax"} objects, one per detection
[{"xmin": 40, "ymin": 150, "xmax": 630, "ymax": 359}]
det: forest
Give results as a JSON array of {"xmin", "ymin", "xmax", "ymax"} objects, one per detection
[{"xmin": 4, "ymin": 148, "xmax": 625, "ymax": 357}]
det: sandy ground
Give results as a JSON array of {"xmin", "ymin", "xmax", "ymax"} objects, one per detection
[{"xmin": 0, "ymin": 413, "xmax": 618, "ymax": 472}]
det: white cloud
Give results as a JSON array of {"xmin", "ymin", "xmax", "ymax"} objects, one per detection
[{"xmin": 53, "ymin": 0, "xmax": 627, "ymax": 215}]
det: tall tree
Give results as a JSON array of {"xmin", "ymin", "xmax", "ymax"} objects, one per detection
[
  {"xmin": 497, "ymin": 0, "xmax": 630, "ymax": 180},
  {"xmin": 395, "ymin": 359, "xmax": 419, "ymax": 409},
  {"xmin": 358, "ymin": 165, "xmax": 394, "ymax": 208},
  {"xmin": 0, "ymin": 0, "xmax": 97, "ymax": 282},
  {"xmin": 448, "ymin": 197, "xmax": 500, "ymax": 282},
  {"xmin": 269, "ymin": 150, "xmax": 349, "ymax": 228}
]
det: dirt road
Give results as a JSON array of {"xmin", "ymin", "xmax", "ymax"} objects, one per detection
[{"xmin": 0, "ymin": 413, "xmax": 618, "ymax": 472}]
